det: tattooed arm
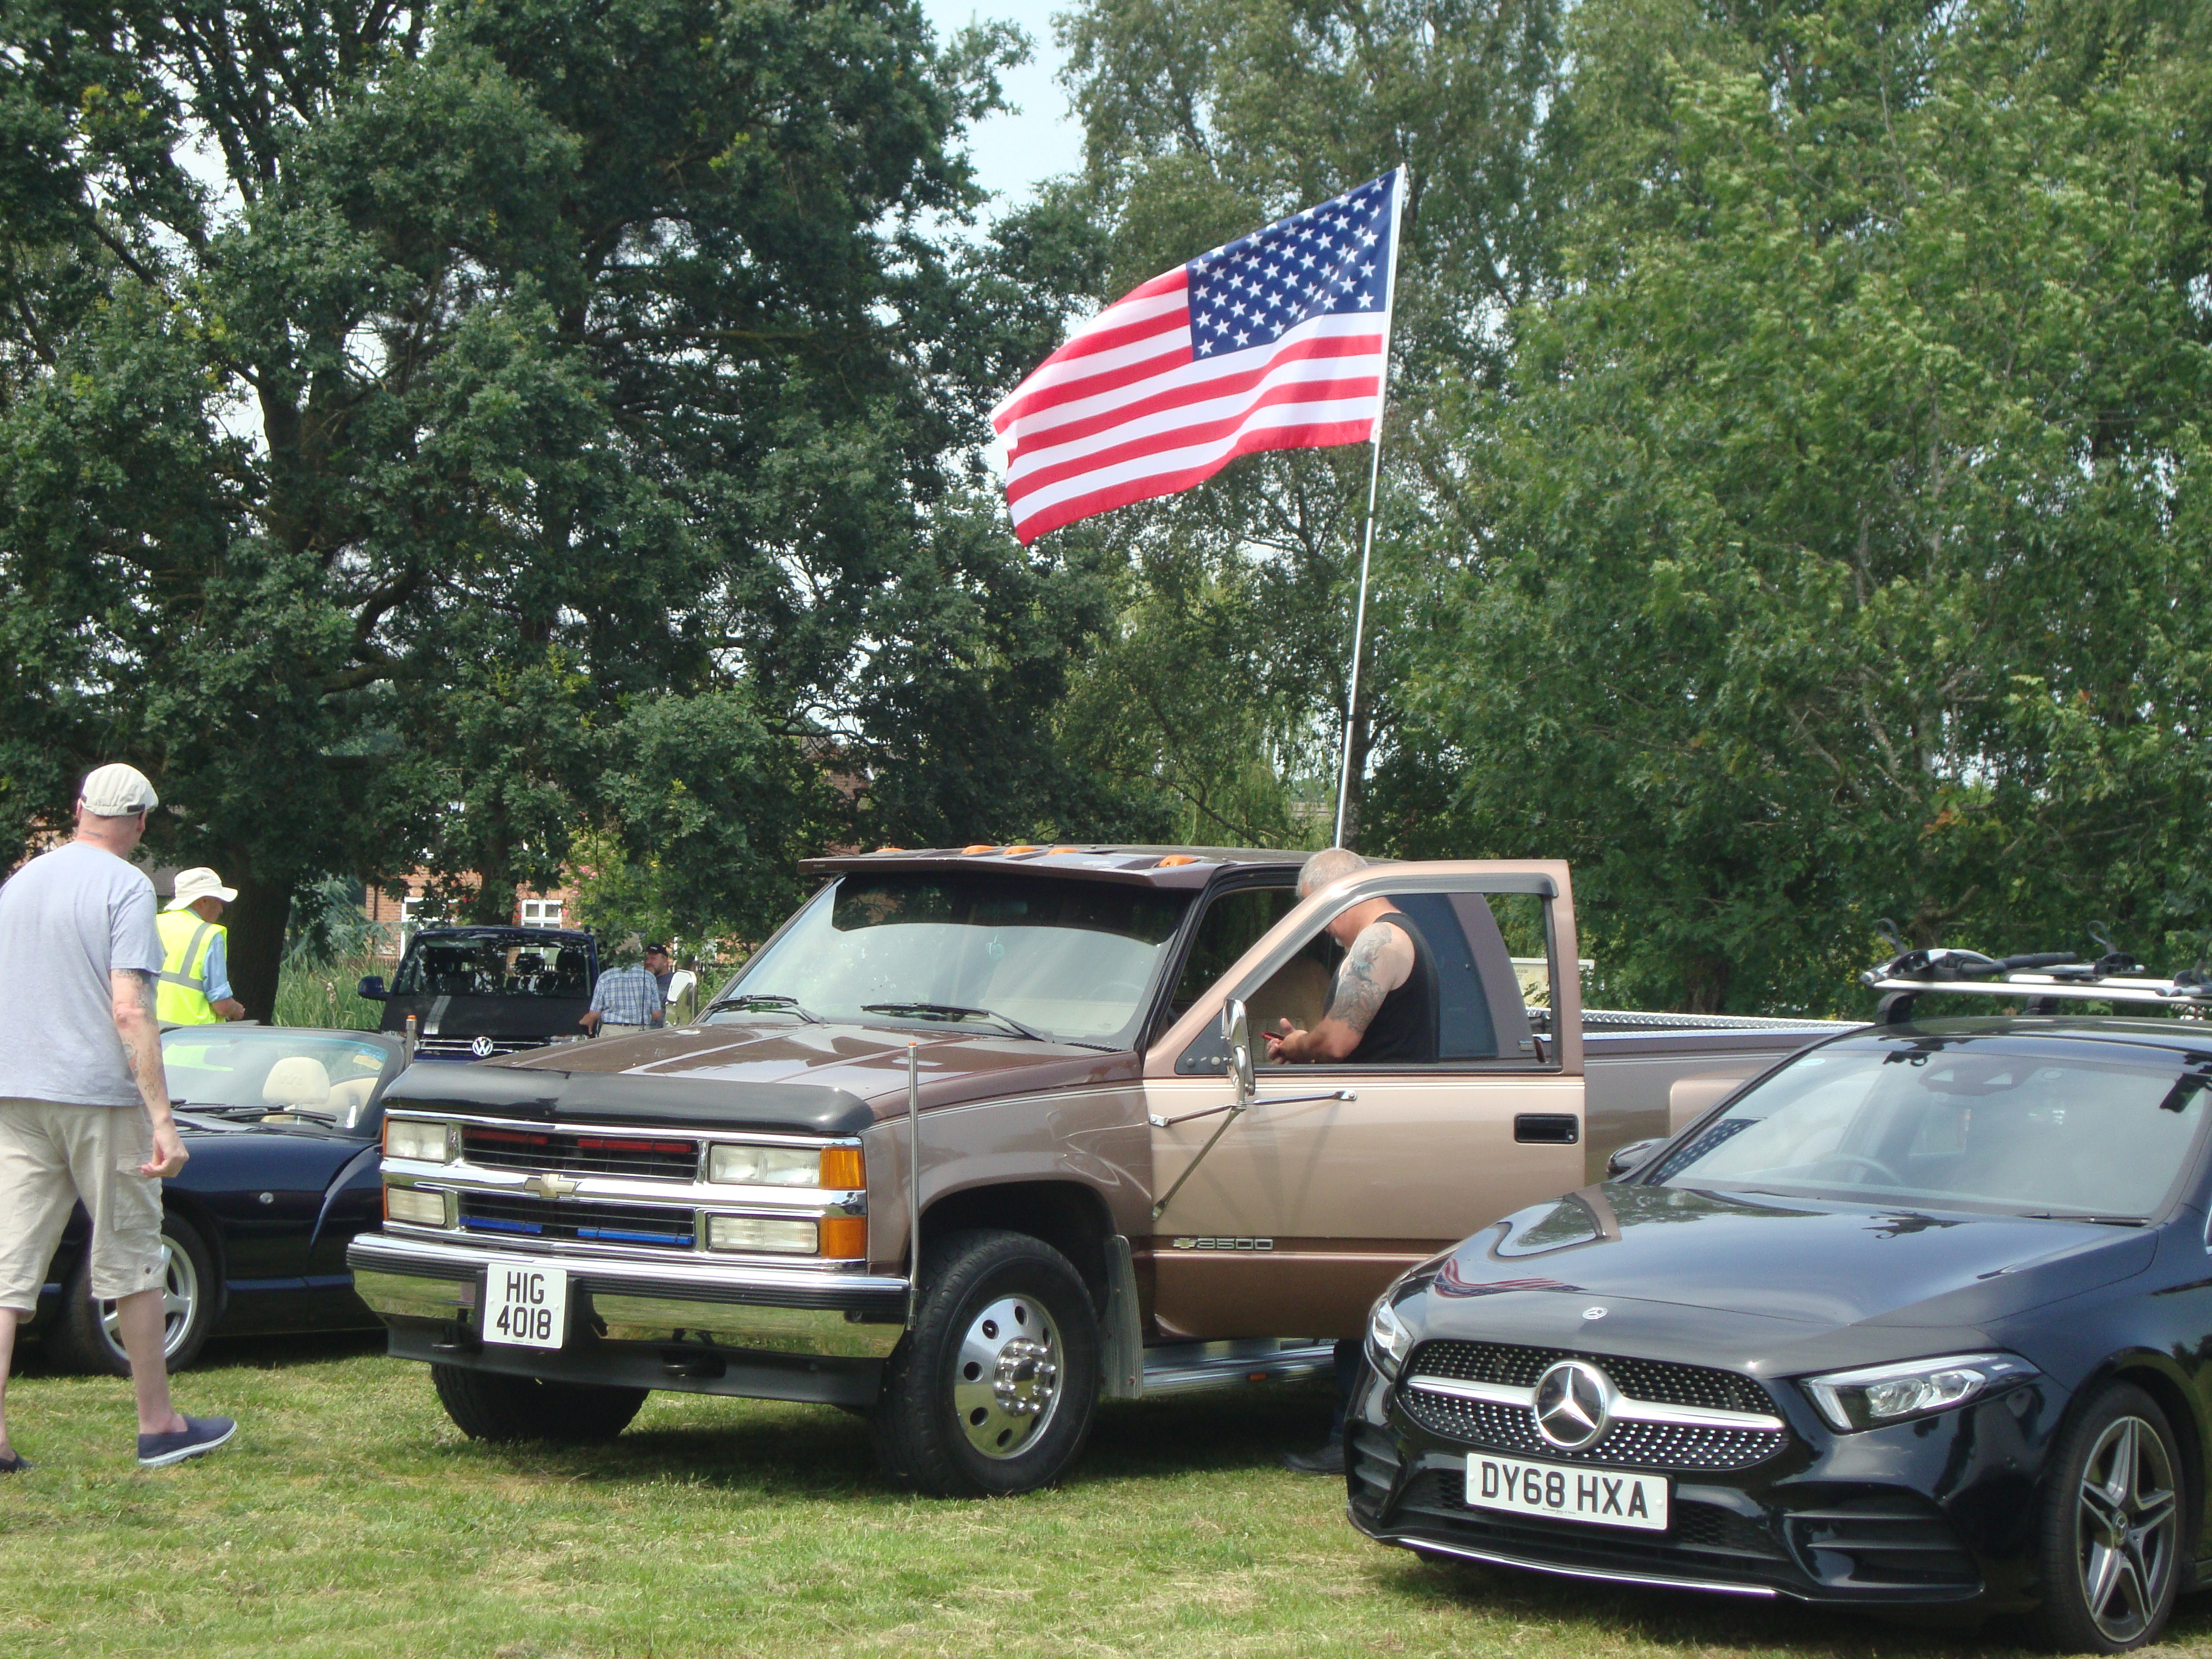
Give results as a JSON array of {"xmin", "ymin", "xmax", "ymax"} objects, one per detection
[
  {"xmin": 111, "ymin": 968, "xmax": 186, "ymax": 1177},
  {"xmin": 1263, "ymin": 920, "xmax": 1413, "ymax": 1063}
]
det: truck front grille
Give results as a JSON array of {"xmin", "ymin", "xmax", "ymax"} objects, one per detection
[
  {"xmin": 458, "ymin": 1193, "xmax": 696, "ymax": 1249},
  {"xmin": 460, "ymin": 1124, "xmax": 700, "ymax": 1181}
]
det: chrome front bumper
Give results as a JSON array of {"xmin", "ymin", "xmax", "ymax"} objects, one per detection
[{"xmin": 347, "ymin": 1229, "xmax": 911, "ymax": 1360}]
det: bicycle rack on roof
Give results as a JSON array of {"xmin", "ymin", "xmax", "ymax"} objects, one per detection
[{"xmin": 1860, "ymin": 927, "xmax": 2212, "ymax": 1025}]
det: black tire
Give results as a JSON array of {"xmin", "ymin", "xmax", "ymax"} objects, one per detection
[
  {"xmin": 2025, "ymin": 1383, "xmax": 2187, "ymax": 1653},
  {"xmin": 870, "ymin": 1228, "xmax": 1100, "ymax": 1498},
  {"xmin": 52, "ymin": 1211, "xmax": 218, "ymax": 1378},
  {"xmin": 430, "ymin": 1364, "xmax": 649, "ymax": 1443}
]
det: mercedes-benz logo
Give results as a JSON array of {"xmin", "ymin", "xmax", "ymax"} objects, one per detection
[
  {"xmin": 1532, "ymin": 1359, "xmax": 1615, "ymax": 1451},
  {"xmin": 469, "ymin": 1035, "xmax": 496, "ymax": 1058}
]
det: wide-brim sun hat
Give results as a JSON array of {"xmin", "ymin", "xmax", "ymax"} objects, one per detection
[{"xmin": 168, "ymin": 867, "xmax": 239, "ymax": 911}]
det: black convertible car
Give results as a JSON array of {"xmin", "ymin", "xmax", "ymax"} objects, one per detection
[
  {"xmin": 1349, "ymin": 958, "xmax": 2212, "ymax": 1652},
  {"xmin": 25, "ymin": 1024, "xmax": 403, "ymax": 1373}
]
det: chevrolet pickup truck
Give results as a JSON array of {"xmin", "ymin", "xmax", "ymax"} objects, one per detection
[{"xmin": 348, "ymin": 847, "xmax": 1850, "ymax": 1494}]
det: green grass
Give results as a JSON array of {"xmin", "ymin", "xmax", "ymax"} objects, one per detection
[
  {"xmin": 3, "ymin": 1338, "xmax": 2207, "ymax": 1658},
  {"xmin": 271, "ymin": 952, "xmax": 387, "ymax": 1031}
]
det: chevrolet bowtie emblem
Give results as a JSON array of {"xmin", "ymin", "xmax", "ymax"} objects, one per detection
[{"xmin": 531, "ymin": 1172, "xmax": 581, "ymax": 1200}]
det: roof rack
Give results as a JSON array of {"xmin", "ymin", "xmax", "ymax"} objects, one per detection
[{"xmin": 1860, "ymin": 933, "xmax": 2212, "ymax": 1024}]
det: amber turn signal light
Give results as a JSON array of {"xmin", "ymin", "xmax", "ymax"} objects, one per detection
[
  {"xmin": 818, "ymin": 1217, "xmax": 868, "ymax": 1259},
  {"xmin": 819, "ymin": 1146, "xmax": 865, "ymax": 1190},
  {"xmin": 961, "ymin": 843, "xmax": 997, "ymax": 854}
]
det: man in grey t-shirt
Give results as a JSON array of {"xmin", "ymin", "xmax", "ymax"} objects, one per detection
[{"xmin": 0, "ymin": 765, "xmax": 237, "ymax": 1472}]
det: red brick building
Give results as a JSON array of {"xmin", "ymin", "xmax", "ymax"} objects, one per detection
[{"xmin": 362, "ymin": 873, "xmax": 582, "ymax": 960}]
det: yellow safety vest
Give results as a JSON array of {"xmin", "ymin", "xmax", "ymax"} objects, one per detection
[{"xmin": 156, "ymin": 909, "xmax": 224, "ymax": 1025}]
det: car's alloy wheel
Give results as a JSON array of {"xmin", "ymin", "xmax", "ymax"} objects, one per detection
[
  {"xmin": 2073, "ymin": 1414, "xmax": 2179, "ymax": 1645},
  {"xmin": 55, "ymin": 1213, "xmax": 218, "ymax": 1377},
  {"xmin": 2030, "ymin": 1382, "xmax": 2185, "ymax": 1653},
  {"xmin": 100, "ymin": 1240, "xmax": 200, "ymax": 1364}
]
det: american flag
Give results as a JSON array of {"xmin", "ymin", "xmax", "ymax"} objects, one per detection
[{"xmin": 992, "ymin": 170, "xmax": 1402, "ymax": 546}]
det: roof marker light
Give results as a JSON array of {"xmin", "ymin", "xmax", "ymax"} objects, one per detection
[
  {"xmin": 1004, "ymin": 844, "xmax": 1040, "ymax": 855},
  {"xmin": 962, "ymin": 844, "xmax": 998, "ymax": 855},
  {"xmin": 1156, "ymin": 855, "xmax": 1199, "ymax": 867},
  {"xmin": 1046, "ymin": 846, "xmax": 1081, "ymax": 854}
]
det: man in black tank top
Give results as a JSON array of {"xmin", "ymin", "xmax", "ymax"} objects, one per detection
[
  {"xmin": 1261, "ymin": 848, "xmax": 1439, "ymax": 1478},
  {"xmin": 1261, "ymin": 854, "xmax": 1438, "ymax": 1067}
]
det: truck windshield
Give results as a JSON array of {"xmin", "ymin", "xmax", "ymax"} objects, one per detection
[
  {"xmin": 713, "ymin": 874, "xmax": 1189, "ymax": 1047},
  {"xmin": 393, "ymin": 936, "xmax": 590, "ymax": 999},
  {"xmin": 1650, "ymin": 1035, "xmax": 2211, "ymax": 1220}
]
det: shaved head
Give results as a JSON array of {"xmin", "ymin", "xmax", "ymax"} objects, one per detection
[{"xmin": 1297, "ymin": 847, "xmax": 1367, "ymax": 898}]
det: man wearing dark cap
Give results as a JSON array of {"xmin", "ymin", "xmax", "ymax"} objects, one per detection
[{"xmin": 0, "ymin": 765, "xmax": 237, "ymax": 1472}]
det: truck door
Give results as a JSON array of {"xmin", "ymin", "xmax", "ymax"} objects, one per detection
[{"xmin": 1142, "ymin": 865, "xmax": 1584, "ymax": 1341}]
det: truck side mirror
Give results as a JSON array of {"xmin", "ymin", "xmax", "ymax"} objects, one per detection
[
  {"xmin": 1608, "ymin": 1137, "xmax": 1662, "ymax": 1178},
  {"xmin": 1220, "ymin": 998, "xmax": 1254, "ymax": 1105},
  {"xmin": 357, "ymin": 975, "xmax": 388, "ymax": 1000}
]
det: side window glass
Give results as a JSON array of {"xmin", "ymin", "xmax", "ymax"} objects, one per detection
[{"xmin": 1168, "ymin": 887, "xmax": 1298, "ymax": 1019}]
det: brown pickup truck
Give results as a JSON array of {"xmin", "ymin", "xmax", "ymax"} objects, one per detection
[{"xmin": 348, "ymin": 847, "xmax": 1849, "ymax": 1494}]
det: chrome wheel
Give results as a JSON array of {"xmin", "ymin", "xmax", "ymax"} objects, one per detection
[
  {"xmin": 98, "ymin": 1240, "xmax": 200, "ymax": 1363},
  {"xmin": 2074, "ymin": 1414, "xmax": 2179, "ymax": 1644},
  {"xmin": 952, "ymin": 1293, "xmax": 1062, "ymax": 1459}
]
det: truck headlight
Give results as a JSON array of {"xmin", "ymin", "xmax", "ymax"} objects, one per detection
[
  {"xmin": 706, "ymin": 1215, "xmax": 820, "ymax": 1254},
  {"xmin": 708, "ymin": 1143, "xmax": 860, "ymax": 1188},
  {"xmin": 1367, "ymin": 1298, "xmax": 1415, "ymax": 1381},
  {"xmin": 385, "ymin": 1118, "xmax": 453, "ymax": 1163},
  {"xmin": 1799, "ymin": 1352, "xmax": 2037, "ymax": 1432},
  {"xmin": 385, "ymin": 1187, "xmax": 452, "ymax": 1227}
]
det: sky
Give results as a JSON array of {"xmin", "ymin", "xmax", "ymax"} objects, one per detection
[{"xmin": 921, "ymin": 1, "xmax": 1088, "ymax": 216}]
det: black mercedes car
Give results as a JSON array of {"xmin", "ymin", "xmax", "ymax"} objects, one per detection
[
  {"xmin": 26, "ymin": 1024, "xmax": 404, "ymax": 1373},
  {"xmin": 1348, "ymin": 1010, "xmax": 2212, "ymax": 1651}
]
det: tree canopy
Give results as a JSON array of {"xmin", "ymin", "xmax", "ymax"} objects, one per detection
[{"xmin": 0, "ymin": 0, "xmax": 1146, "ymax": 1010}]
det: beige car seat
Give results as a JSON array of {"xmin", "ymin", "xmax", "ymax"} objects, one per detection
[{"xmin": 261, "ymin": 1056, "xmax": 333, "ymax": 1110}]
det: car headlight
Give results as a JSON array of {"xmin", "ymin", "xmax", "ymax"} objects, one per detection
[
  {"xmin": 384, "ymin": 1117, "xmax": 453, "ymax": 1163},
  {"xmin": 707, "ymin": 1142, "xmax": 860, "ymax": 1188},
  {"xmin": 706, "ymin": 1215, "xmax": 821, "ymax": 1254},
  {"xmin": 384, "ymin": 1186, "xmax": 452, "ymax": 1228},
  {"xmin": 1367, "ymin": 1297, "xmax": 1415, "ymax": 1382},
  {"xmin": 1799, "ymin": 1352, "xmax": 2038, "ymax": 1432}
]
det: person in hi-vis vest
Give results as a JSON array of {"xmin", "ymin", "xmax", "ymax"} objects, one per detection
[{"xmin": 156, "ymin": 869, "xmax": 246, "ymax": 1025}]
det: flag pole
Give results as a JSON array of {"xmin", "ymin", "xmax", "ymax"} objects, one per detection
[{"xmin": 1331, "ymin": 165, "xmax": 1408, "ymax": 850}]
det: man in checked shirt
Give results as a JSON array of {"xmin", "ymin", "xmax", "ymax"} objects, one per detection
[{"xmin": 580, "ymin": 935, "xmax": 664, "ymax": 1037}]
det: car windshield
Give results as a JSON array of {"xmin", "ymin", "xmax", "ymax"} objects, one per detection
[
  {"xmin": 392, "ymin": 936, "xmax": 589, "ymax": 999},
  {"xmin": 709, "ymin": 873, "xmax": 1190, "ymax": 1047},
  {"xmin": 1650, "ymin": 1035, "xmax": 2212, "ymax": 1220},
  {"xmin": 161, "ymin": 1030, "xmax": 391, "ymax": 1131}
]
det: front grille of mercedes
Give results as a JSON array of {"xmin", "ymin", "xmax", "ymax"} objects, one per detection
[
  {"xmin": 460, "ymin": 1124, "xmax": 701, "ymax": 1181},
  {"xmin": 1411, "ymin": 1340, "xmax": 1772, "ymax": 1412},
  {"xmin": 458, "ymin": 1192, "xmax": 696, "ymax": 1249},
  {"xmin": 1398, "ymin": 1340, "xmax": 1787, "ymax": 1474}
]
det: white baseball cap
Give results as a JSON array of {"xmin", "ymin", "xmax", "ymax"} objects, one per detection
[
  {"xmin": 80, "ymin": 763, "xmax": 159, "ymax": 817},
  {"xmin": 168, "ymin": 868, "xmax": 238, "ymax": 911}
]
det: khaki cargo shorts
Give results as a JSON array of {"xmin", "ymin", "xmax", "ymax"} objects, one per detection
[{"xmin": 0, "ymin": 1099, "xmax": 166, "ymax": 1312}]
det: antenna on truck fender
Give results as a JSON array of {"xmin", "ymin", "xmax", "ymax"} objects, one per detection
[{"xmin": 906, "ymin": 1041, "xmax": 921, "ymax": 1331}]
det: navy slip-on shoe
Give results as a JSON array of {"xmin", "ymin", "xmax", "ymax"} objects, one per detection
[
  {"xmin": 137, "ymin": 1416, "xmax": 236, "ymax": 1469},
  {"xmin": 0, "ymin": 1450, "xmax": 29, "ymax": 1474}
]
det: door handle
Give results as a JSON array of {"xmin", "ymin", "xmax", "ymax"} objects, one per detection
[{"xmin": 1514, "ymin": 1113, "xmax": 1579, "ymax": 1144}]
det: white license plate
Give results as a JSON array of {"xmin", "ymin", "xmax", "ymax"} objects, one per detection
[
  {"xmin": 1467, "ymin": 1453, "xmax": 1670, "ymax": 1531},
  {"xmin": 482, "ymin": 1260, "xmax": 568, "ymax": 1348}
]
